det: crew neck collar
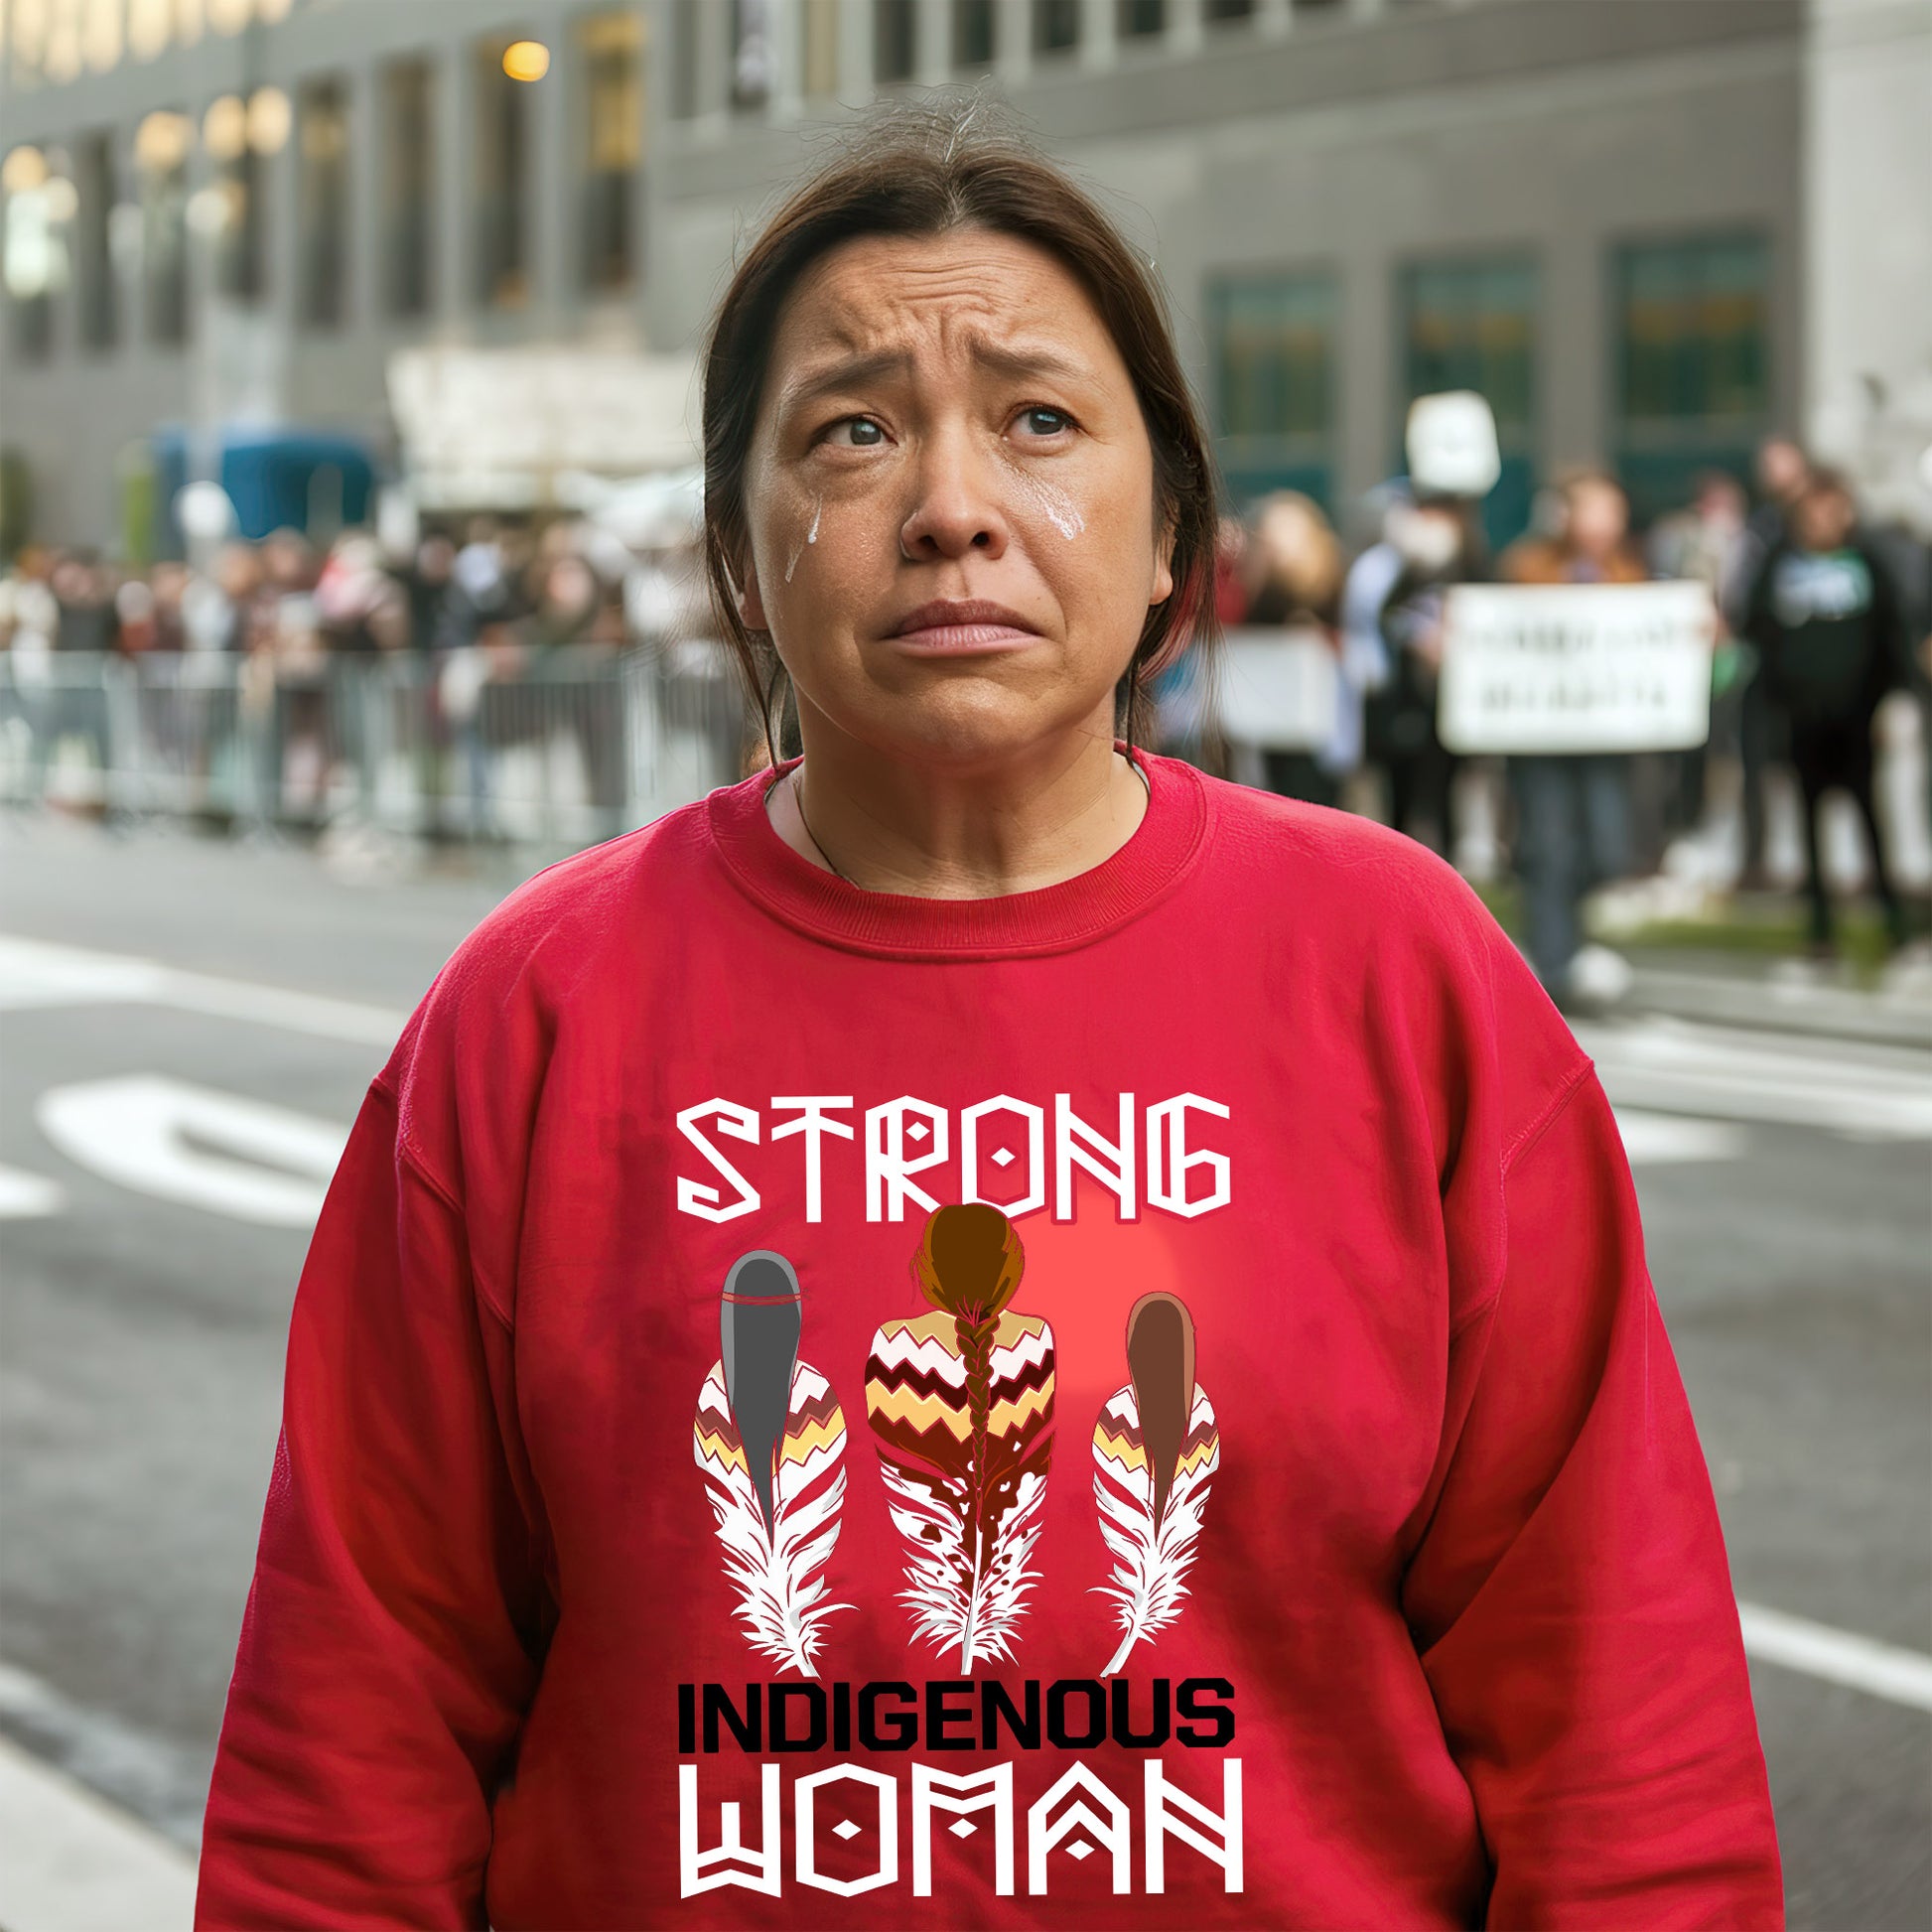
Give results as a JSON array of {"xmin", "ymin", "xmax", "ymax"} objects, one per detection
[{"xmin": 705, "ymin": 744, "xmax": 1207, "ymax": 960}]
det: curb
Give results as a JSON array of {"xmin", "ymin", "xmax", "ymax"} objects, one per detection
[{"xmin": 1624, "ymin": 964, "xmax": 1932, "ymax": 1050}]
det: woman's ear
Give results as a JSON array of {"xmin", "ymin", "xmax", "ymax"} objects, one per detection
[
  {"xmin": 738, "ymin": 557, "xmax": 768, "ymax": 632},
  {"xmin": 1149, "ymin": 511, "xmax": 1178, "ymax": 608}
]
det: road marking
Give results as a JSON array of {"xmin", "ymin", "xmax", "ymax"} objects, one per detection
[
  {"xmin": 0, "ymin": 1733, "xmax": 196, "ymax": 1931},
  {"xmin": 0, "ymin": 1163, "xmax": 66, "ymax": 1218},
  {"xmin": 1737, "ymin": 1601, "xmax": 1932, "ymax": 1712},
  {"xmin": 5, "ymin": 932, "xmax": 1927, "ymax": 1146},
  {"xmin": 1581, "ymin": 1015, "xmax": 1932, "ymax": 1140},
  {"xmin": 1612, "ymin": 1108, "xmax": 1748, "ymax": 1166},
  {"xmin": 0, "ymin": 933, "xmax": 406, "ymax": 1044},
  {"xmin": 37, "ymin": 1076, "xmax": 348, "ymax": 1227}
]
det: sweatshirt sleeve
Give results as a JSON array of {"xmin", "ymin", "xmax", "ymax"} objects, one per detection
[
  {"xmin": 195, "ymin": 1071, "xmax": 548, "ymax": 1930},
  {"xmin": 1401, "ymin": 1065, "xmax": 1784, "ymax": 1930}
]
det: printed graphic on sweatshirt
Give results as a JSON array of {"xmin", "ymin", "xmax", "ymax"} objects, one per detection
[
  {"xmin": 864, "ymin": 1204, "xmax": 1057, "ymax": 1671},
  {"xmin": 1092, "ymin": 1293, "xmax": 1221, "ymax": 1675},
  {"xmin": 692, "ymin": 1250, "xmax": 851, "ymax": 1679}
]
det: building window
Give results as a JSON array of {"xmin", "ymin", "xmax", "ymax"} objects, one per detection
[
  {"xmin": 580, "ymin": 11, "xmax": 641, "ymax": 294},
  {"xmin": 474, "ymin": 38, "xmax": 530, "ymax": 308},
  {"xmin": 1613, "ymin": 231, "xmax": 1769, "ymax": 517},
  {"xmin": 670, "ymin": 0, "xmax": 700, "ymax": 118},
  {"xmin": 801, "ymin": 0, "xmax": 841, "ymax": 95},
  {"xmin": 1399, "ymin": 254, "xmax": 1539, "ymax": 545},
  {"xmin": 9, "ymin": 1, "xmax": 49, "ymax": 83},
  {"xmin": 75, "ymin": 129, "xmax": 119, "ymax": 348},
  {"xmin": 134, "ymin": 109, "xmax": 191, "ymax": 345},
  {"xmin": 1208, "ymin": 269, "xmax": 1336, "ymax": 510},
  {"xmin": 381, "ymin": 59, "xmax": 434, "ymax": 319},
  {"xmin": 1034, "ymin": 0, "xmax": 1080, "ymax": 55},
  {"xmin": 204, "ymin": 94, "xmax": 265, "ymax": 302},
  {"xmin": 952, "ymin": 0, "xmax": 993, "ymax": 68},
  {"xmin": 1119, "ymin": 0, "xmax": 1166, "ymax": 36},
  {"xmin": 732, "ymin": 0, "xmax": 770, "ymax": 108},
  {"xmin": 43, "ymin": 0, "xmax": 82, "ymax": 82},
  {"xmin": 876, "ymin": 0, "xmax": 914, "ymax": 82},
  {"xmin": 128, "ymin": 0, "xmax": 173, "ymax": 61},
  {"xmin": 298, "ymin": 75, "xmax": 349, "ymax": 328},
  {"xmin": 2, "ymin": 146, "xmax": 65, "ymax": 362}
]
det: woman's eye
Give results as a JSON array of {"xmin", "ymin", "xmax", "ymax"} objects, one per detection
[{"xmin": 1017, "ymin": 406, "xmax": 1071, "ymax": 438}]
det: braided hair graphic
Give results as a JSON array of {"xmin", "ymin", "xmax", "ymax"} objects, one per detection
[{"xmin": 863, "ymin": 1204, "xmax": 1058, "ymax": 1671}]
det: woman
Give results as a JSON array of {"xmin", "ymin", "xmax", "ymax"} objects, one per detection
[
  {"xmin": 1500, "ymin": 469, "xmax": 1650, "ymax": 1007},
  {"xmin": 1237, "ymin": 489, "xmax": 1346, "ymax": 807},
  {"xmin": 1363, "ymin": 486, "xmax": 1486, "ymax": 856},
  {"xmin": 197, "ymin": 105, "xmax": 1781, "ymax": 1929}
]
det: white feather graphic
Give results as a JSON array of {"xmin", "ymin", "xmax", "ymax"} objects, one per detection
[
  {"xmin": 877, "ymin": 1460, "xmax": 1048, "ymax": 1669},
  {"xmin": 1092, "ymin": 1383, "xmax": 1220, "ymax": 1676},
  {"xmin": 694, "ymin": 1362, "xmax": 851, "ymax": 1677}
]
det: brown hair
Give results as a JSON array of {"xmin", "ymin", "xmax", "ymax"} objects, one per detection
[{"xmin": 699, "ymin": 94, "xmax": 1221, "ymax": 766}]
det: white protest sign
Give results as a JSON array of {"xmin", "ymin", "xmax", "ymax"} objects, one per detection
[
  {"xmin": 1406, "ymin": 392, "xmax": 1501, "ymax": 498},
  {"xmin": 1438, "ymin": 581, "xmax": 1716, "ymax": 755},
  {"xmin": 1216, "ymin": 627, "xmax": 1340, "ymax": 752}
]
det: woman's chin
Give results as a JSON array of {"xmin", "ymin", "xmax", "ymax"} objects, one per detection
[{"xmin": 840, "ymin": 687, "xmax": 1107, "ymax": 771}]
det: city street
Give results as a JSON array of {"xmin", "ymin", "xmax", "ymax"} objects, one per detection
[{"xmin": 1, "ymin": 809, "xmax": 1928, "ymax": 1928}]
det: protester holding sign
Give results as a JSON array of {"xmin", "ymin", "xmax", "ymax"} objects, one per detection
[
  {"xmin": 1238, "ymin": 490, "xmax": 1345, "ymax": 805},
  {"xmin": 1363, "ymin": 491, "xmax": 1485, "ymax": 855},
  {"xmin": 1498, "ymin": 469, "xmax": 1648, "ymax": 1006}
]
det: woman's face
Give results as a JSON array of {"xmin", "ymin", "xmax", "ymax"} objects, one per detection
[{"xmin": 737, "ymin": 227, "xmax": 1175, "ymax": 768}]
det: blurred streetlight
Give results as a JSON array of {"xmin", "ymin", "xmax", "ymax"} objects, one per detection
[
  {"xmin": 245, "ymin": 86, "xmax": 291, "ymax": 157},
  {"xmin": 134, "ymin": 110, "xmax": 193, "ymax": 174},
  {"xmin": 204, "ymin": 95, "xmax": 248, "ymax": 164},
  {"xmin": 502, "ymin": 40, "xmax": 550, "ymax": 82},
  {"xmin": 2, "ymin": 146, "xmax": 49, "ymax": 194}
]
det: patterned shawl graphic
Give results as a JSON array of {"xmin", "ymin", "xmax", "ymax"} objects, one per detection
[
  {"xmin": 864, "ymin": 1204, "xmax": 1056, "ymax": 1671},
  {"xmin": 1092, "ymin": 1291, "xmax": 1220, "ymax": 1676},
  {"xmin": 692, "ymin": 1250, "xmax": 850, "ymax": 1678}
]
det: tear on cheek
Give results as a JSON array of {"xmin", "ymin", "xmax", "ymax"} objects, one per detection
[
  {"xmin": 783, "ymin": 495, "xmax": 825, "ymax": 584},
  {"xmin": 1003, "ymin": 466, "xmax": 1086, "ymax": 540}
]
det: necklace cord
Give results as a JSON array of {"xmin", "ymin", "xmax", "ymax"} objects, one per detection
[
  {"xmin": 790, "ymin": 752, "xmax": 1150, "ymax": 889},
  {"xmin": 790, "ymin": 766, "xmax": 852, "ymax": 884}
]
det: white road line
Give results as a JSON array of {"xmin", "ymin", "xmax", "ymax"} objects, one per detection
[
  {"xmin": 0, "ymin": 1732, "xmax": 196, "ymax": 1931},
  {"xmin": 1613, "ymin": 1108, "xmax": 1748, "ymax": 1166},
  {"xmin": 0, "ymin": 934, "xmax": 406, "ymax": 1044},
  {"xmin": 0, "ymin": 1163, "xmax": 67, "ymax": 1218},
  {"xmin": 6, "ymin": 932, "xmax": 1928, "ymax": 1146},
  {"xmin": 1580, "ymin": 1015, "xmax": 1932, "ymax": 1140},
  {"xmin": 1737, "ymin": 1601, "xmax": 1932, "ymax": 1713},
  {"xmin": 36, "ymin": 1076, "xmax": 348, "ymax": 1227}
]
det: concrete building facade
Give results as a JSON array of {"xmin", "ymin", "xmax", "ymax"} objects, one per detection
[{"xmin": 2, "ymin": 0, "xmax": 1926, "ymax": 552}]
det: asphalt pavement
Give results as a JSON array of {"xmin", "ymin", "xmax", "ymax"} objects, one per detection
[{"xmin": 1, "ymin": 809, "xmax": 1927, "ymax": 1929}]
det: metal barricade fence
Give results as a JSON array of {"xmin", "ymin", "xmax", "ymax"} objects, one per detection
[{"xmin": 0, "ymin": 642, "xmax": 753, "ymax": 850}]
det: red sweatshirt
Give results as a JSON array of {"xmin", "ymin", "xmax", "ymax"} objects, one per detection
[{"xmin": 197, "ymin": 751, "xmax": 1782, "ymax": 1930}]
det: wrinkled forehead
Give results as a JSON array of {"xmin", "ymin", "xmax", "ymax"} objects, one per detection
[{"xmin": 759, "ymin": 229, "xmax": 1122, "ymax": 420}]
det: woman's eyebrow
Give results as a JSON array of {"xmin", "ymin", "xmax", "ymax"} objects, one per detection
[
  {"xmin": 776, "ymin": 341, "xmax": 1094, "ymax": 419},
  {"xmin": 776, "ymin": 349, "xmax": 911, "ymax": 418}
]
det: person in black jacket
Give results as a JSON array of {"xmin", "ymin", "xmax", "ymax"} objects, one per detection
[{"xmin": 1742, "ymin": 469, "xmax": 1913, "ymax": 953}]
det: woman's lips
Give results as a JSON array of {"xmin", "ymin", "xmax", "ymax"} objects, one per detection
[{"xmin": 888, "ymin": 623, "xmax": 1043, "ymax": 654}]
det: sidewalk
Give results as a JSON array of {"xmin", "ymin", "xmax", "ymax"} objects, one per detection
[
  {"xmin": 1474, "ymin": 871, "xmax": 1932, "ymax": 1048},
  {"xmin": 1618, "ymin": 946, "xmax": 1932, "ymax": 1050}
]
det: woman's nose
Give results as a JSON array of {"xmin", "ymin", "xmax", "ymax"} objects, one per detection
[{"xmin": 898, "ymin": 428, "xmax": 1010, "ymax": 561}]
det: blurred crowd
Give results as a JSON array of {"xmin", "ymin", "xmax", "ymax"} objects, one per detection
[
  {"xmin": 3, "ymin": 440, "xmax": 1930, "ymax": 1005},
  {"xmin": 1168, "ymin": 437, "xmax": 1932, "ymax": 1006},
  {"xmin": 0, "ymin": 513, "xmax": 707, "ymax": 671},
  {"xmin": 0, "ymin": 509, "xmax": 717, "ymax": 838}
]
